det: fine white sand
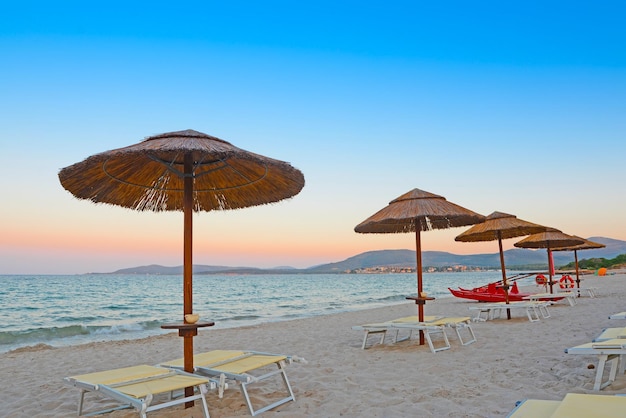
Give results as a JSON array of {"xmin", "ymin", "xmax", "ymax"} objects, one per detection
[{"xmin": 2, "ymin": 272, "xmax": 625, "ymax": 418}]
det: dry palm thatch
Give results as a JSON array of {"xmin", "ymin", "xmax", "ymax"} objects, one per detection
[
  {"xmin": 514, "ymin": 229, "xmax": 585, "ymax": 249},
  {"xmin": 550, "ymin": 236, "xmax": 606, "ymax": 252},
  {"xmin": 58, "ymin": 129, "xmax": 305, "ymax": 212},
  {"xmin": 354, "ymin": 189, "xmax": 485, "ymax": 234},
  {"xmin": 551, "ymin": 236, "xmax": 605, "ymax": 290},
  {"xmin": 58, "ymin": 129, "xmax": 305, "ymax": 391},
  {"xmin": 354, "ymin": 188, "xmax": 485, "ymax": 344},
  {"xmin": 514, "ymin": 229, "xmax": 584, "ymax": 293},
  {"xmin": 454, "ymin": 212, "xmax": 548, "ymax": 316},
  {"xmin": 455, "ymin": 211, "xmax": 547, "ymax": 242}
]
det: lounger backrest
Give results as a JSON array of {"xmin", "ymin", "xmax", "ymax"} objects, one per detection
[{"xmin": 70, "ymin": 365, "xmax": 169, "ymax": 385}]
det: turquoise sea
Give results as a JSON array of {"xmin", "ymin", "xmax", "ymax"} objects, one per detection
[{"xmin": 0, "ymin": 271, "xmax": 522, "ymax": 353}]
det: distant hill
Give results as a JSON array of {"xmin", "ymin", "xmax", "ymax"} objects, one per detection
[
  {"xmin": 112, "ymin": 264, "xmax": 240, "ymax": 275},
  {"xmin": 108, "ymin": 236, "xmax": 626, "ymax": 275}
]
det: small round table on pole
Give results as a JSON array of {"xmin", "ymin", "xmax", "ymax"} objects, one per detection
[
  {"xmin": 406, "ymin": 296, "xmax": 436, "ymax": 345},
  {"xmin": 161, "ymin": 321, "xmax": 214, "ymax": 407}
]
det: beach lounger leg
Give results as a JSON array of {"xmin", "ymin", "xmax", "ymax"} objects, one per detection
[
  {"xmin": 361, "ymin": 329, "xmax": 387, "ymax": 349},
  {"xmin": 78, "ymin": 390, "xmax": 86, "ymax": 416},
  {"xmin": 424, "ymin": 327, "xmax": 450, "ymax": 354},
  {"xmin": 608, "ymin": 356, "xmax": 620, "ymax": 389},
  {"xmin": 239, "ymin": 362, "xmax": 295, "ymax": 416},
  {"xmin": 454, "ymin": 323, "xmax": 477, "ymax": 346},
  {"xmin": 361, "ymin": 333, "xmax": 368, "ymax": 349},
  {"xmin": 527, "ymin": 306, "xmax": 540, "ymax": 322},
  {"xmin": 492, "ymin": 308, "xmax": 502, "ymax": 320},
  {"xmin": 198, "ymin": 384, "xmax": 211, "ymax": 418},
  {"xmin": 539, "ymin": 303, "xmax": 550, "ymax": 319},
  {"xmin": 594, "ymin": 354, "xmax": 620, "ymax": 390},
  {"xmin": 76, "ymin": 388, "xmax": 132, "ymax": 417},
  {"xmin": 594, "ymin": 355, "xmax": 607, "ymax": 390},
  {"xmin": 470, "ymin": 307, "xmax": 493, "ymax": 322},
  {"xmin": 470, "ymin": 308, "xmax": 486, "ymax": 322}
]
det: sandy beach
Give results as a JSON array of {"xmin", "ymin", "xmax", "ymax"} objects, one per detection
[{"xmin": 2, "ymin": 272, "xmax": 625, "ymax": 418}]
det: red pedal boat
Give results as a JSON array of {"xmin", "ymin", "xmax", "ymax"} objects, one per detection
[{"xmin": 448, "ymin": 281, "xmax": 564, "ymax": 303}]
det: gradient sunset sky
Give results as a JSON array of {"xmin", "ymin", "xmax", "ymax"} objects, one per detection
[{"xmin": 1, "ymin": 2, "xmax": 625, "ymax": 274}]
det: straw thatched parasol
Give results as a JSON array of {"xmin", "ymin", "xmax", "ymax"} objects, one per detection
[
  {"xmin": 354, "ymin": 188, "xmax": 485, "ymax": 345},
  {"xmin": 455, "ymin": 211, "xmax": 547, "ymax": 318},
  {"xmin": 58, "ymin": 129, "xmax": 305, "ymax": 402},
  {"xmin": 514, "ymin": 229, "xmax": 584, "ymax": 293},
  {"xmin": 551, "ymin": 236, "xmax": 605, "ymax": 291}
]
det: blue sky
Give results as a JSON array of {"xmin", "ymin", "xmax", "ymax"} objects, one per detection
[{"xmin": 1, "ymin": 2, "xmax": 625, "ymax": 274}]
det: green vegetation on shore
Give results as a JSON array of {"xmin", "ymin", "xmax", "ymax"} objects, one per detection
[{"xmin": 562, "ymin": 254, "xmax": 626, "ymax": 270}]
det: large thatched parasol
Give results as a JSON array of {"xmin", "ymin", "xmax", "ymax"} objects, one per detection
[
  {"xmin": 514, "ymin": 229, "xmax": 584, "ymax": 293},
  {"xmin": 551, "ymin": 236, "xmax": 605, "ymax": 292},
  {"xmin": 354, "ymin": 188, "xmax": 485, "ymax": 345},
  {"xmin": 58, "ymin": 129, "xmax": 305, "ymax": 402},
  {"xmin": 455, "ymin": 211, "xmax": 547, "ymax": 318}
]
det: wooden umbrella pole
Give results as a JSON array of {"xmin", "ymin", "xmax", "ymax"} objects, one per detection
[
  {"xmin": 497, "ymin": 233, "xmax": 511, "ymax": 320},
  {"xmin": 183, "ymin": 153, "xmax": 195, "ymax": 406},
  {"xmin": 547, "ymin": 247, "xmax": 554, "ymax": 294},
  {"xmin": 415, "ymin": 230, "xmax": 425, "ymax": 346}
]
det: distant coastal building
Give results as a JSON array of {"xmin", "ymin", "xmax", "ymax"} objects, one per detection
[{"xmin": 346, "ymin": 265, "xmax": 489, "ymax": 274}]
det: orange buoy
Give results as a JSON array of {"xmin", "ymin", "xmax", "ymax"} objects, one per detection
[{"xmin": 535, "ymin": 274, "xmax": 547, "ymax": 286}]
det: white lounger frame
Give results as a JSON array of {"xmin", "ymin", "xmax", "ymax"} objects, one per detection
[
  {"xmin": 198, "ymin": 352, "xmax": 294, "ymax": 416},
  {"xmin": 469, "ymin": 301, "xmax": 551, "ymax": 323},
  {"xmin": 573, "ymin": 287, "xmax": 599, "ymax": 298},
  {"xmin": 352, "ymin": 317, "xmax": 476, "ymax": 353},
  {"xmin": 163, "ymin": 351, "xmax": 295, "ymax": 416},
  {"xmin": 351, "ymin": 322, "xmax": 450, "ymax": 353},
  {"xmin": 565, "ymin": 339, "xmax": 626, "ymax": 390},
  {"xmin": 609, "ymin": 311, "xmax": 626, "ymax": 320},
  {"xmin": 425, "ymin": 317, "xmax": 476, "ymax": 345},
  {"xmin": 64, "ymin": 367, "xmax": 212, "ymax": 418},
  {"xmin": 525, "ymin": 292, "xmax": 577, "ymax": 306}
]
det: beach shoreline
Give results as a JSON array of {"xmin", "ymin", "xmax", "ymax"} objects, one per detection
[{"xmin": 2, "ymin": 272, "xmax": 625, "ymax": 417}]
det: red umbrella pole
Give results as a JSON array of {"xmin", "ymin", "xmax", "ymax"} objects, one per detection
[
  {"xmin": 415, "ymin": 230, "xmax": 425, "ymax": 346},
  {"xmin": 183, "ymin": 153, "xmax": 195, "ymax": 406}
]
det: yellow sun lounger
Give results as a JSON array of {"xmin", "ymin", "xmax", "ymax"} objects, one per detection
[
  {"xmin": 352, "ymin": 316, "xmax": 475, "ymax": 353},
  {"xmin": 507, "ymin": 393, "xmax": 626, "ymax": 418},
  {"xmin": 162, "ymin": 350, "xmax": 295, "ymax": 416},
  {"xmin": 506, "ymin": 399, "xmax": 561, "ymax": 417},
  {"xmin": 64, "ymin": 364, "xmax": 212, "ymax": 418},
  {"xmin": 351, "ymin": 315, "xmax": 443, "ymax": 350},
  {"xmin": 390, "ymin": 316, "xmax": 476, "ymax": 347},
  {"xmin": 428, "ymin": 316, "xmax": 476, "ymax": 346},
  {"xmin": 593, "ymin": 327, "xmax": 626, "ymax": 342},
  {"xmin": 609, "ymin": 311, "xmax": 626, "ymax": 319},
  {"xmin": 469, "ymin": 301, "xmax": 550, "ymax": 322}
]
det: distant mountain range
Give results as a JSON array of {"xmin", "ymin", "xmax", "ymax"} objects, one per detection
[{"xmin": 108, "ymin": 236, "xmax": 626, "ymax": 275}]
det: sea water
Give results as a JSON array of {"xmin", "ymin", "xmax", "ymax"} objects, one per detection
[{"xmin": 0, "ymin": 271, "xmax": 522, "ymax": 353}]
